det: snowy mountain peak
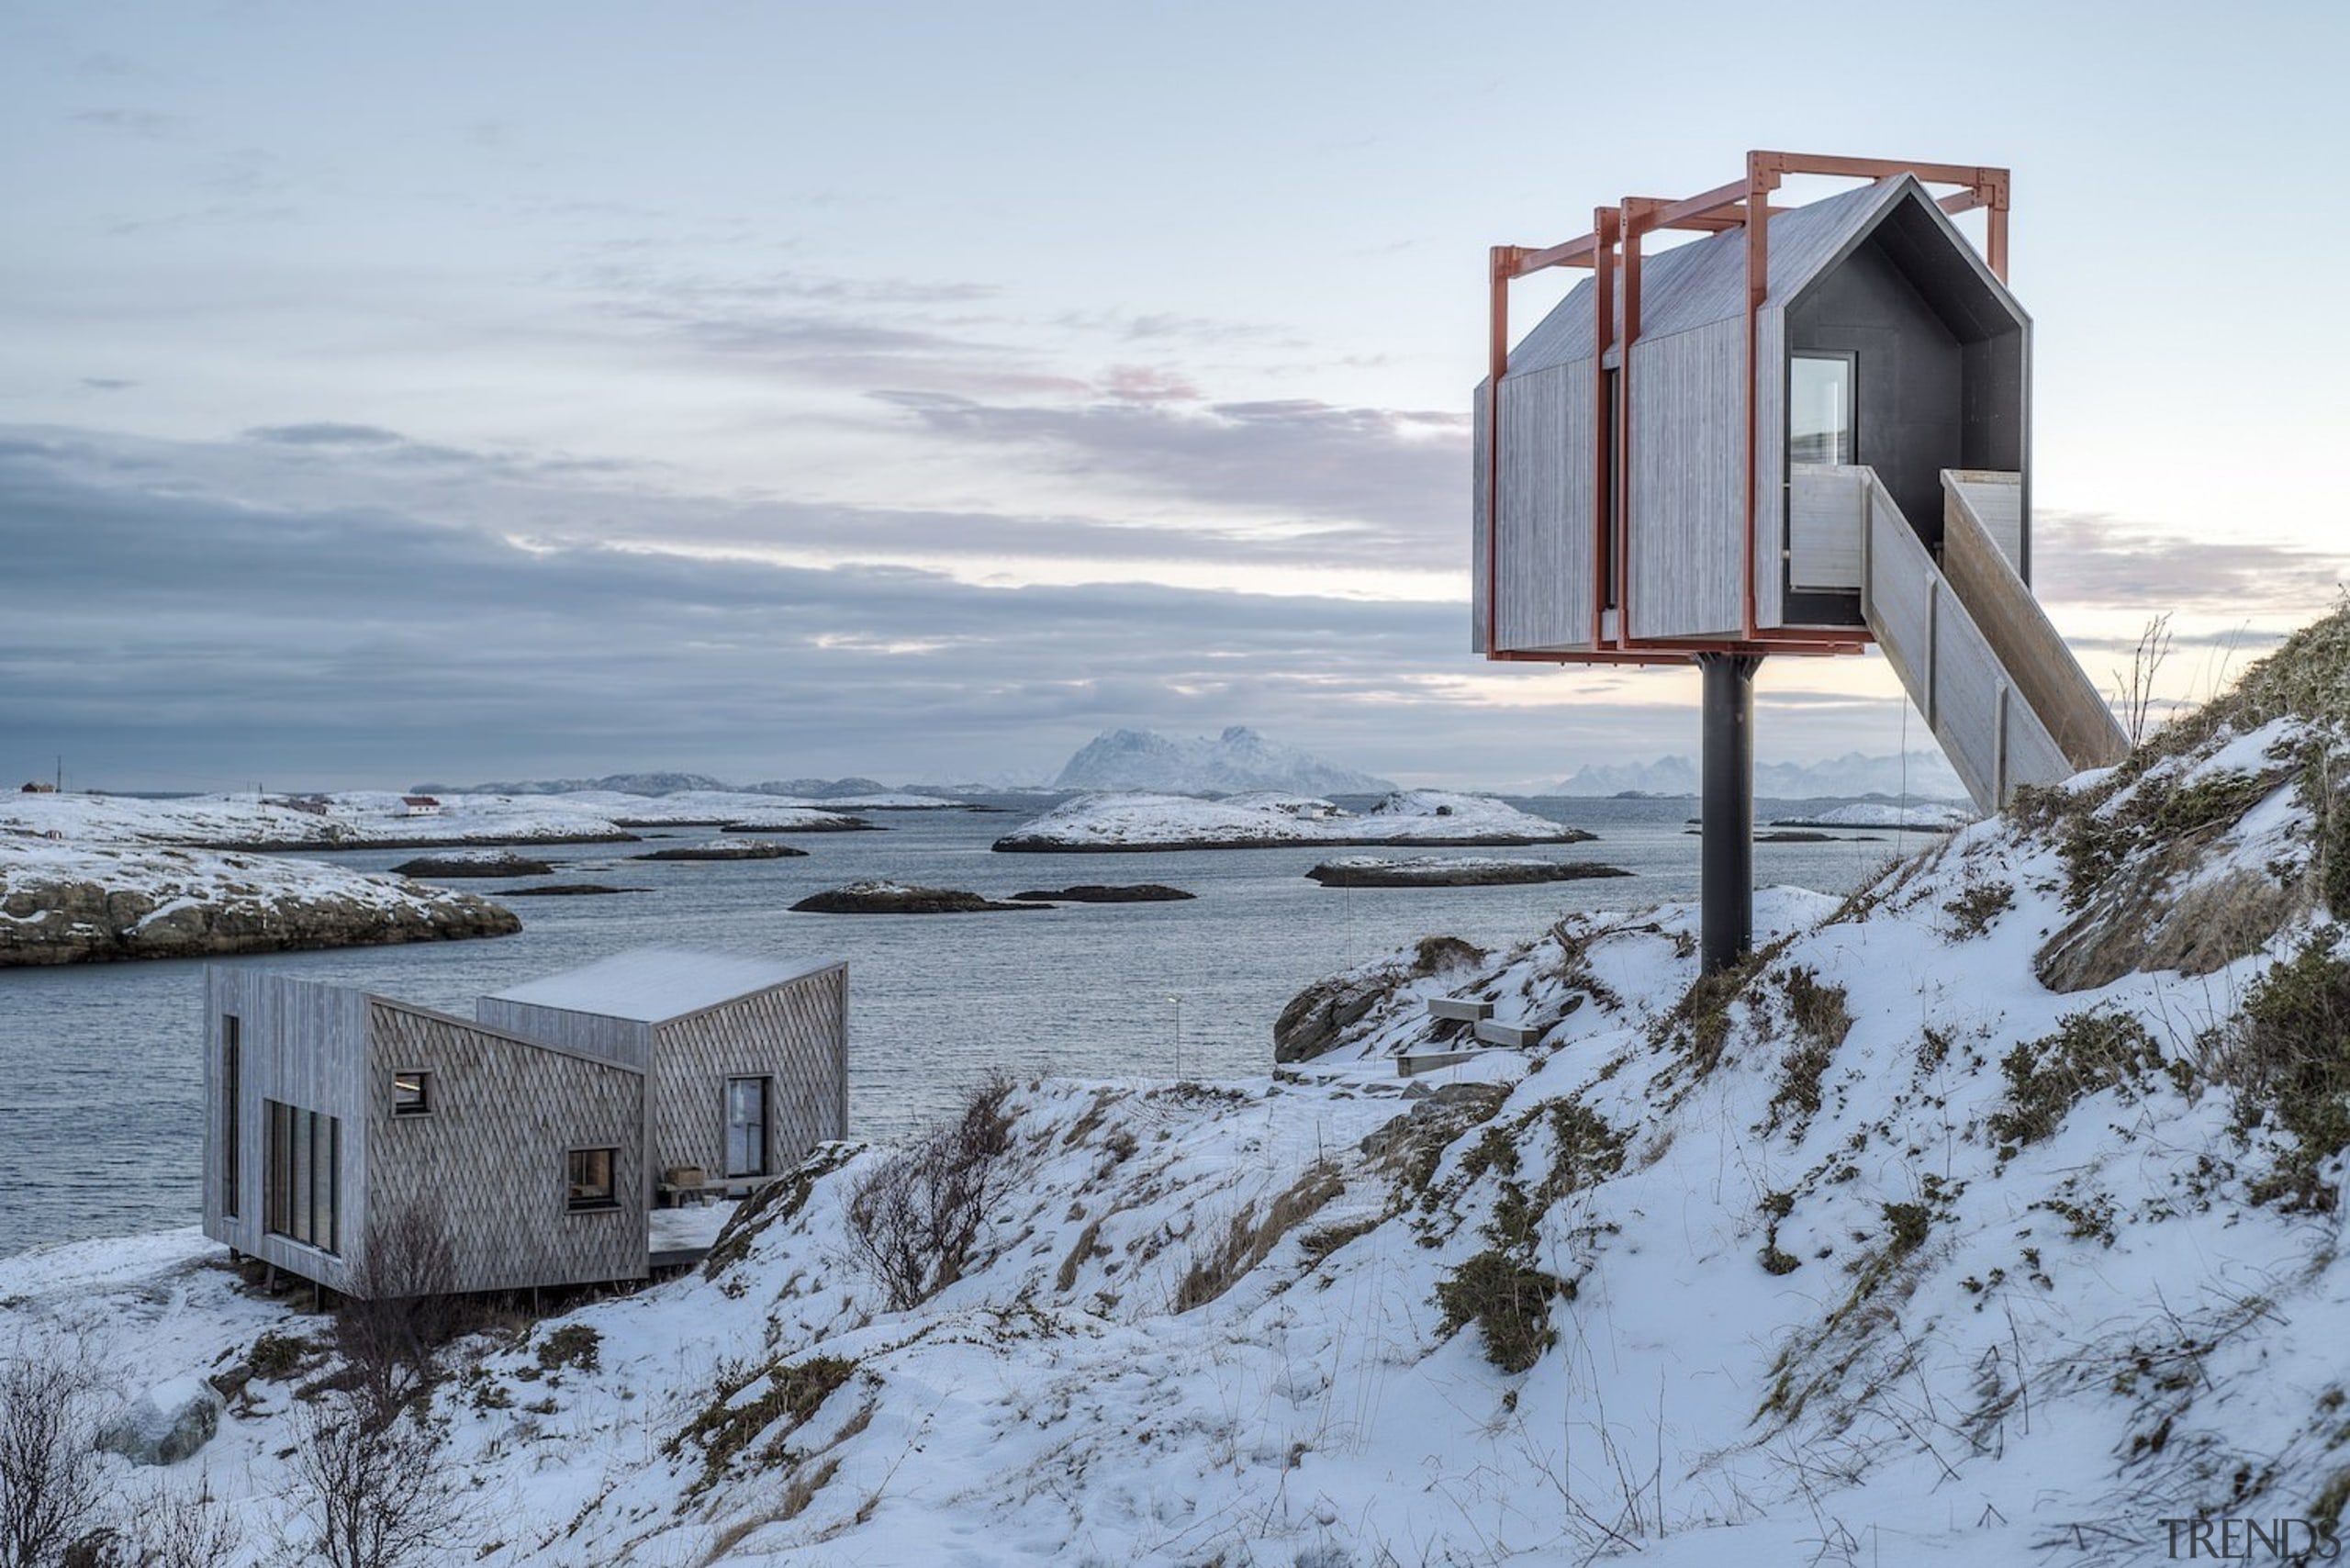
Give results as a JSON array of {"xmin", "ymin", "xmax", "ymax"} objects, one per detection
[{"xmin": 1050, "ymin": 727, "xmax": 1394, "ymax": 795}]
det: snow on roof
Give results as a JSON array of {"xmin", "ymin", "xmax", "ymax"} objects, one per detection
[{"xmin": 483, "ymin": 946, "xmax": 839, "ymax": 1024}]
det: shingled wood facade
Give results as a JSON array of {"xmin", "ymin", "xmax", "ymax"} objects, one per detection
[{"xmin": 202, "ymin": 948, "xmax": 847, "ymax": 1298}]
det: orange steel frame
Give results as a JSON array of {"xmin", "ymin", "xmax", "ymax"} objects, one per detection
[{"xmin": 1483, "ymin": 151, "xmax": 2010, "ymax": 668}]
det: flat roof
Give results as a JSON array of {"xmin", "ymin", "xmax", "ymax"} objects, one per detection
[{"xmin": 482, "ymin": 946, "xmax": 840, "ymax": 1024}]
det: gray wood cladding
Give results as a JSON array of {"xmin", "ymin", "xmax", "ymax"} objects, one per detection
[
  {"xmin": 650, "ymin": 963, "xmax": 846, "ymax": 1182},
  {"xmin": 1628, "ymin": 319, "xmax": 1746, "ymax": 640},
  {"xmin": 1860, "ymin": 469, "xmax": 2072, "ymax": 811},
  {"xmin": 1494, "ymin": 362, "xmax": 1595, "ymax": 650},
  {"xmin": 204, "ymin": 969, "xmax": 368, "ymax": 1292},
  {"xmin": 1471, "ymin": 387, "xmax": 1490, "ymax": 654},
  {"xmin": 473, "ymin": 996, "xmax": 649, "ymax": 1070},
  {"xmin": 366, "ymin": 1001, "xmax": 646, "ymax": 1293},
  {"xmin": 1942, "ymin": 475, "xmax": 2126, "ymax": 770},
  {"xmin": 1789, "ymin": 464, "xmax": 1867, "ymax": 590}
]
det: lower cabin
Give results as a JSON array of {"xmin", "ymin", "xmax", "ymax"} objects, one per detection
[{"xmin": 201, "ymin": 946, "xmax": 847, "ymax": 1298}]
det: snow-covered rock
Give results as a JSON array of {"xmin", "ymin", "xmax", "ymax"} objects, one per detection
[
  {"xmin": 0, "ymin": 836, "xmax": 520, "ymax": 965},
  {"xmin": 1051, "ymin": 725, "xmax": 1395, "ymax": 795},
  {"xmin": 95, "ymin": 1377, "xmax": 222, "ymax": 1466},
  {"xmin": 995, "ymin": 789, "xmax": 1588, "ymax": 851}
]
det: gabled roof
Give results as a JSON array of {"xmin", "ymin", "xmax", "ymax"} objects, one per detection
[
  {"xmin": 1503, "ymin": 174, "xmax": 2022, "ymax": 377},
  {"xmin": 482, "ymin": 946, "xmax": 840, "ymax": 1025}
]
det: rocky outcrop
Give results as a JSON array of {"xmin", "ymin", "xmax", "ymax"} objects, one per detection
[
  {"xmin": 498, "ymin": 883, "xmax": 647, "ymax": 897},
  {"xmin": 0, "ymin": 846, "xmax": 520, "ymax": 967},
  {"xmin": 789, "ymin": 880, "xmax": 1043, "ymax": 914},
  {"xmin": 1273, "ymin": 935, "xmax": 1484, "ymax": 1062},
  {"xmin": 390, "ymin": 850, "xmax": 554, "ymax": 878},
  {"xmin": 630, "ymin": 840, "xmax": 808, "ymax": 862},
  {"xmin": 720, "ymin": 818, "xmax": 877, "ymax": 834},
  {"xmin": 96, "ymin": 1379, "xmax": 223, "ymax": 1466},
  {"xmin": 1008, "ymin": 884, "xmax": 1196, "ymax": 902},
  {"xmin": 1305, "ymin": 857, "xmax": 1630, "ymax": 888}
]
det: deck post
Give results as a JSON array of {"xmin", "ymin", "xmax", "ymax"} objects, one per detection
[{"xmin": 1699, "ymin": 653, "xmax": 1762, "ymax": 975}]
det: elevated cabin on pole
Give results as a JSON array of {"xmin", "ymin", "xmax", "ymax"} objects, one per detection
[{"xmin": 1472, "ymin": 152, "xmax": 2128, "ymax": 969}]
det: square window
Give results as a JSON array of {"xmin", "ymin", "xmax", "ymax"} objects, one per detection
[
  {"xmin": 391, "ymin": 1070, "xmax": 431, "ymax": 1116},
  {"xmin": 567, "ymin": 1148, "xmax": 618, "ymax": 1211}
]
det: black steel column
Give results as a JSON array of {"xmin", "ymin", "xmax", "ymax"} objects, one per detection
[{"xmin": 1699, "ymin": 653, "xmax": 1761, "ymax": 975}]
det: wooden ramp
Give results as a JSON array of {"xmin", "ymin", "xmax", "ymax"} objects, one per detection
[{"xmin": 1810, "ymin": 466, "xmax": 2127, "ymax": 812}]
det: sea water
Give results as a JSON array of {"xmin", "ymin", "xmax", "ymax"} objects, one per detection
[{"xmin": 0, "ymin": 796, "xmax": 1943, "ymax": 1258}]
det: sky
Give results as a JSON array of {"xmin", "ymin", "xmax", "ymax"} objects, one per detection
[{"xmin": 4, "ymin": 0, "xmax": 2345, "ymax": 792}]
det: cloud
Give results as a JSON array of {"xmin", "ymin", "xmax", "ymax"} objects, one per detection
[
  {"xmin": 71, "ymin": 107, "xmax": 181, "ymax": 139},
  {"xmin": 241, "ymin": 422, "xmax": 408, "ymax": 447},
  {"xmin": 80, "ymin": 378, "xmax": 138, "ymax": 392},
  {"xmin": 2032, "ymin": 510, "xmax": 2345, "ymax": 614},
  {"xmin": 869, "ymin": 391, "xmax": 1467, "ymax": 543}
]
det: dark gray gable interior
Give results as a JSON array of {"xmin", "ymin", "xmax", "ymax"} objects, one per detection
[{"xmin": 1786, "ymin": 185, "xmax": 2028, "ymax": 562}]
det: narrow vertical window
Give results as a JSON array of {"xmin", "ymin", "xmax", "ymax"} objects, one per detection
[
  {"xmin": 725, "ymin": 1078, "xmax": 769, "ymax": 1178},
  {"xmin": 263, "ymin": 1100, "xmax": 341, "ymax": 1254},
  {"xmin": 1790, "ymin": 353, "xmax": 1856, "ymax": 465},
  {"xmin": 220, "ymin": 1016, "xmax": 241, "ymax": 1218}
]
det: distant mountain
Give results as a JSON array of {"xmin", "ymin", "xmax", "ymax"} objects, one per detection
[
  {"xmin": 744, "ymin": 778, "xmax": 891, "ymax": 800},
  {"xmin": 1541, "ymin": 750, "xmax": 1968, "ymax": 801},
  {"xmin": 1051, "ymin": 727, "xmax": 1395, "ymax": 796},
  {"xmin": 416, "ymin": 773, "xmax": 899, "ymax": 800},
  {"xmin": 412, "ymin": 772, "xmax": 733, "ymax": 797}
]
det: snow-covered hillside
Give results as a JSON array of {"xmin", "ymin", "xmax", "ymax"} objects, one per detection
[
  {"xmin": 1052, "ymin": 726, "xmax": 1396, "ymax": 795},
  {"xmin": 995, "ymin": 789, "xmax": 1585, "ymax": 851},
  {"xmin": 10, "ymin": 612, "xmax": 2350, "ymax": 1562}
]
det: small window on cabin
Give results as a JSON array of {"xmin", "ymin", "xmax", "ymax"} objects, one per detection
[
  {"xmin": 1790, "ymin": 353, "xmax": 1856, "ymax": 465},
  {"xmin": 567, "ymin": 1148, "xmax": 619, "ymax": 1212},
  {"xmin": 391, "ymin": 1070, "xmax": 431, "ymax": 1116}
]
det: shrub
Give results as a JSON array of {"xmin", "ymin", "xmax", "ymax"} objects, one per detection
[
  {"xmin": 2218, "ymin": 932, "xmax": 2350, "ymax": 1208},
  {"xmin": 845, "ymin": 1077, "xmax": 1016, "ymax": 1310},
  {"xmin": 1436, "ymin": 1250, "xmax": 1565, "ymax": 1373},
  {"xmin": 1986, "ymin": 1012, "xmax": 2171, "ymax": 1154}
]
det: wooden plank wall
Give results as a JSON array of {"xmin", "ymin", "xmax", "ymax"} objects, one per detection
[
  {"xmin": 650, "ymin": 965, "xmax": 848, "ymax": 1184},
  {"xmin": 1861, "ymin": 472, "xmax": 2074, "ymax": 810},
  {"xmin": 474, "ymin": 997, "xmax": 651, "ymax": 1070},
  {"xmin": 1470, "ymin": 390, "xmax": 1490, "ymax": 654},
  {"xmin": 366, "ymin": 1002, "xmax": 647, "ymax": 1294},
  {"xmin": 1789, "ymin": 465, "xmax": 1866, "ymax": 590},
  {"xmin": 1628, "ymin": 319, "xmax": 1747, "ymax": 640},
  {"xmin": 202, "ymin": 969, "xmax": 370, "ymax": 1294},
  {"xmin": 1494, "ymin": 362, "xmax": 1595, "ymax": 650},
  {"xmin": 1942, "ymin": 475, "xmax": 2128, "ymax": 769}
]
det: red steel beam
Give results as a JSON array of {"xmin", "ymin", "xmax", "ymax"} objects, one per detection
[{"xmin": 1589, "ymin": 207, "xmax": 1617, "ymax": 651}]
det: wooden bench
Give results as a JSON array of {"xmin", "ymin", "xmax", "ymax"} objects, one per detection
[{"xmin": 656, "ymin": 1172, "xmax": 786, "ymax": 1208}]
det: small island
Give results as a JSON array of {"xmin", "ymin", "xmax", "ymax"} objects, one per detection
[
  {"xmin": 630, "ymin": 839, "xmax": 808, "ymax": 862},
  {"xmin": 1, "ymin": 838, "xmax": 519, "ymax": 966},
  {"xmin": 790, "ymin": 880, "xmax": 1044, "ymax": 914},
  {"xmin": 1305, "ymin": 857, "xmax": 1631, "ymax": 888},
  {"xmin": 390, "ymin": 850, "xmax": 555, "ymax": 878},
  {"xmin": 720, "ymin": 817, "xmax": 878, "ymax": 834},
  {"xmin": 1009, "ymin": 884, "xmax": 1196, "ymax": 902},
  {"xmin": 995, "ymin": 790, "xmax": 1593, "ymax": 853},
  {"xmin": 497, "ymin": 883, "xmax": 647, "ymax": 897}
]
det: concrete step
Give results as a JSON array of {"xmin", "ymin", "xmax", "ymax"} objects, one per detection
[
  {"xmin": 1396, "ymin": 1049, "xmax": 1480, "ymax": 1078},
  {"xmin": 1473, "ymin": 1019, "xmax": 1546, "ymax": 1048},
  {"xmin": 1427, "ymin": 996, "xmax": 1494, "ymax": 1023}
]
